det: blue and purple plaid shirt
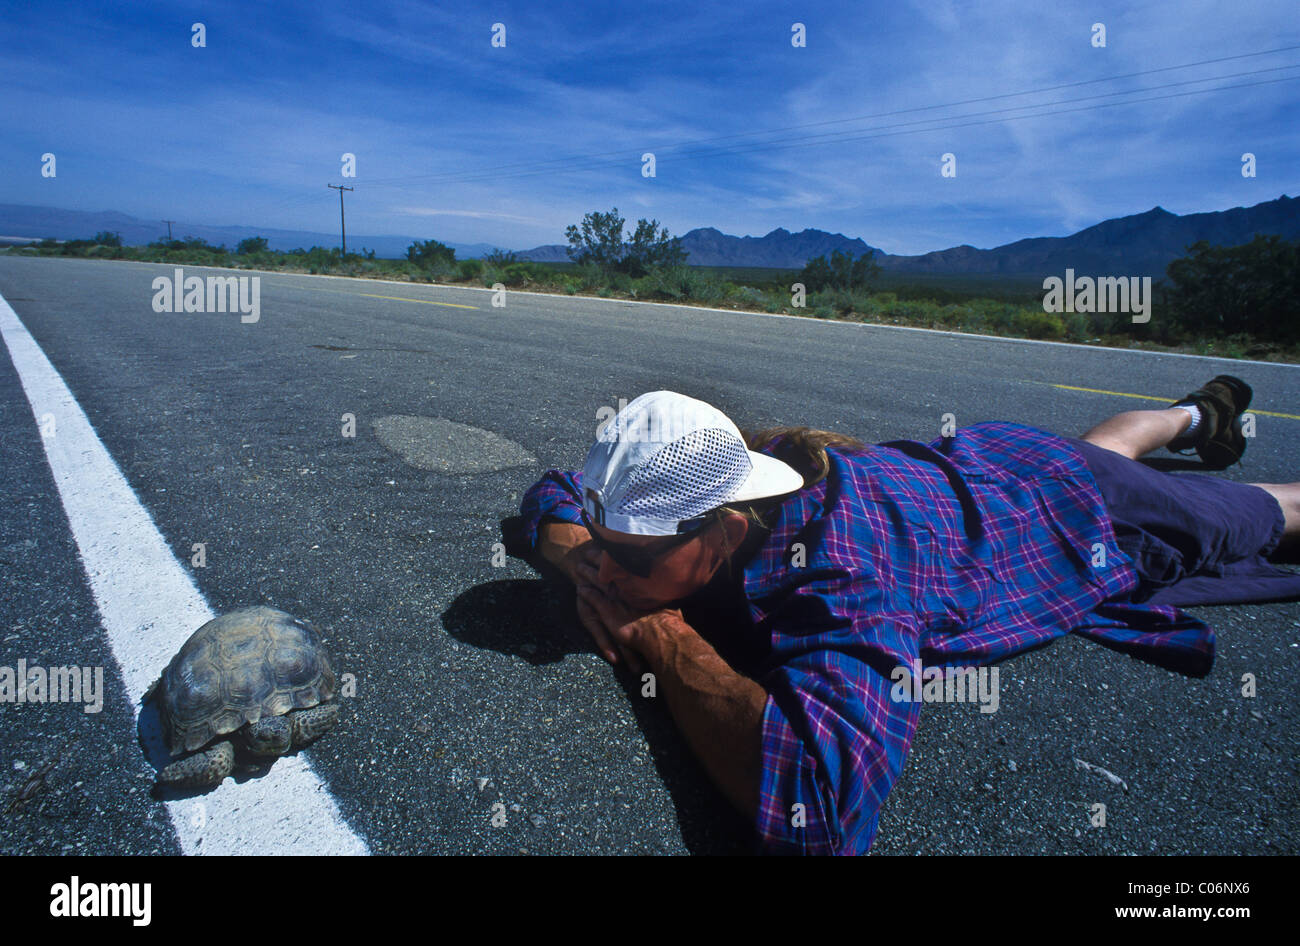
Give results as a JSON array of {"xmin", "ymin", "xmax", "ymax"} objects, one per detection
[{"xmin": 506, "ymin": 422, "xmax": 1217, "ymax": 855}]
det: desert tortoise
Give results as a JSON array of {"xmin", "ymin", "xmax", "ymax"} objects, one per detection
[{"xmin": 147, "ymin": 606, "xmax": 340, "ymax": 789}]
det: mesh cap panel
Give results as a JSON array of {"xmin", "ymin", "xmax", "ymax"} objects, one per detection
[{"xmin": 617, "ymin": 427, "xmax": 751, "ymax": 520}]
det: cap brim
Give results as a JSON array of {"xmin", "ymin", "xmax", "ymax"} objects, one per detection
[{"xmin": 729, "ymin": 451, "xmax": 805, "ymax": 502}]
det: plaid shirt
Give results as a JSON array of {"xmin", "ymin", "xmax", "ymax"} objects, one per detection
[{"xmin": 503, "ymin": 422, "xmax": 1217, "ymax": 855}]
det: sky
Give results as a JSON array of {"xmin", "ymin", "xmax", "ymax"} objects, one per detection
[{"xmin": 1, "ymin": 0, "xmax": 1297, "ymax": 254}]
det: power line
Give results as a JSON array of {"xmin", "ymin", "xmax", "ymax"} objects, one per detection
[
  {"xmin": 359, "ymin": 44, "xmax": 1300, "ymax": 188},
  {"xmin": 247, "ymin": 44, "xmax": 1300, "ymax": 229},
  {"xmin": 358, "ymin": 67, "xmax": 1300, "ymax": 189}
]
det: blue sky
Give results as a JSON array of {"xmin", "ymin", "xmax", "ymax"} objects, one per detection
[{"xmin": 2, "ymin": 0, "xmax": 1296, "ymax": 254}]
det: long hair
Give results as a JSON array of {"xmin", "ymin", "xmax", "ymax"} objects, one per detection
[
  {"xmin": 702, "ymin": 425, "xmax": 867, "ymax": 572},
  {"xmin": 741, "ymin": 425, "xmax": 867, "ymax": 490}
]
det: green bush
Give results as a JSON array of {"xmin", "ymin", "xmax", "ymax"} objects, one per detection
[
  {"xmin": 570, "ymin": 262, "xmax": 606, "ymax": 291},
  {"xmin": 818, "ymin": 287, "xmax": 874, "ymax": 316},
  {"xmin": 639, "ymin": 266, "xmax": 723, "ymax": 302},
  {"xmin": 1012, "ymin": 309, "xmax": 1066, "ymax": 339},
  {"xmin": 797, "ymin": 249, "xmax": 880, "ymax": 292},
  {"xmin": 507, "ymin": 261, "xmax": 555, "ymax": 285},
  {"xmin": 407, "ymin": 239, "xmax": 456, "ymax": 269},
  {"xmin": 565, "ymin": 207, "xmax": 686, "ymax": 277},
  {"xmin": 481, "ymin": 261, "xmax": 555, "ymax": 287},
  {"xmin": 1164, "ymin": 235, "xmax": 1300, "ymax": 343},
  {"xmin": 931, "ymin": 304, "xmax": 969, "ymax": 328},
  {"xmin": 967, "ymin": 300, "xmax": 1021, "ymax": 333},
  {"xmin": 1063, "ymin": 311, "xmax": 1094, "ymax": 341},
  {"xmin": 727, "ymin": 285, "xmax": 767, "ymax": 306},
  {"xmin": 457, "ymin": 259, "xmax": 485, "ymax": 280}
]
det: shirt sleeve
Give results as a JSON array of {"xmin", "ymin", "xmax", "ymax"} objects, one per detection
[
  {"xmin": 754, "ymin": 584, "xmax": 924, "ymax": 855},
  {"xmin": 499, "ymin": 469, "xmax": 585, "ymax": 561}
]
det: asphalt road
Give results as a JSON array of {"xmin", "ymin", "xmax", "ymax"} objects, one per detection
[{"xmin": 0, "ymin": 254, "xmax": 1296, "ymax": 855}]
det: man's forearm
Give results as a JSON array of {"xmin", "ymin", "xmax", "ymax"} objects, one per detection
[{"xmin": 641, "ymin": 613, "xmax": 766, "ymax": 818}]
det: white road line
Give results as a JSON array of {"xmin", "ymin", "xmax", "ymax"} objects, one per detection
[{"xmin": 0, "ymin": 291, "xmax": 368, "ymax": 856}]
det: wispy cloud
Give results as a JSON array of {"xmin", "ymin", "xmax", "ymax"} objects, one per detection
[
  {"xmin": 392, "ymin": 207, "xmax": 546, "ymax": 224},
  {"xmin": 1, "ymin": 0, "xmax": 1296, "ymax": 253}
]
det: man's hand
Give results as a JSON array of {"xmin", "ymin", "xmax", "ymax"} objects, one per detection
[
  {"xmin": 575, "ymin": 581, "xmax": 684, "ymax": 676},
  {"xmin": 537, "ymin": 520, "xmax": 599, "ymax": 584},
  {"xmin": 537, "ymin": 520, "xmax": 646, "ymax": 669}
]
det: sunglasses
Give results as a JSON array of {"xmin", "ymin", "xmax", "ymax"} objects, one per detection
[{"xmin": 580, "ymin": 507, "xmax": 712, "ymax": 578}]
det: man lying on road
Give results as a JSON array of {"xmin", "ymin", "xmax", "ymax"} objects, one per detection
[{"xmin": 499, "ymin": 379, "xmax": 1300, "ymax": 854}]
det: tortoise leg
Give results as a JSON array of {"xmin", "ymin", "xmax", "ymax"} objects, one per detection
[
  {"xmin": 244, "ymin": 715, "xmax": 293, "ymax": 756},
  {"xmin": 289, "ymin": 703, "xmax": 339, "ymax": 746},
  {"xmin": 158, "ymin": 741, "xmax": 235, "ymax": 789}
]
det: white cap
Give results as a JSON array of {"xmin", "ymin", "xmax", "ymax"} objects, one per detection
[{"xmin": 581, "ymin": 391, "xmax": 805, "ymax": 536}]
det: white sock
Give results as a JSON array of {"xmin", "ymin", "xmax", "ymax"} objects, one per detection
[{"xmin": 1173, "ymin": 403, "xmax": 1202, "ymax": 434}]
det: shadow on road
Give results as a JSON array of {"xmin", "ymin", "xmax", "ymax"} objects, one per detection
[{"xmin": 442, "ymin": 578, "xmax": 754, "ymax": 854}]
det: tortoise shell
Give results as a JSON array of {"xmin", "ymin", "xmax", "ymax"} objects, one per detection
[{"xmin": 153, "ymin": 607, "xmax": 338, "ymax": 756}]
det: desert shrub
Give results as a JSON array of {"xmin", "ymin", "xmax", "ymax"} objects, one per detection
[
  {"xmin": 1164, "ymin": 235, "xmax": 1300, "ymax": 344},
  {"xmin": 565, "ymin": 207, "xmax": 686, "ymax": 277},
  {"xmin": 728, "ymin": 285, "xmax": 767, "ymax": 306},
  {"xmin": 639, "ymin": 266, "xmax": 723, "ymax": 302},
  {"xmin": 407, "ymin": 239, "xmax": 456, "ymax": 269},
  {"xmin": 1012, "ymin": 308, "xmax": 1067, "ymax": 339}
]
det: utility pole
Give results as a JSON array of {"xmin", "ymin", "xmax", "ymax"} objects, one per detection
[
  {"xmin": 163, "ymin": 220, "xmax": 175, "ymax": 240},
  {"xmin": 327, "ymin": 184, "xmax": 354, "ymax": 256}
]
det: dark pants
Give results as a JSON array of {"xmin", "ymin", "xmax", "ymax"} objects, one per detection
[{"xmin": 1064, "ymin": 437, "xmax": 1300, "ymax": 607}]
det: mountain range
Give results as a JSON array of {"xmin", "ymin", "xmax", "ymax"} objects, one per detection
[
  {"xmin": 0, "ymin": 205, "xmax": 502, "ymax": 261},
  {"xmin": 2, "ymin": 195, "xmax": 1295, "ymax": 277},
  {"xmin": 519, "ymin": 195, "xmax": 1299, "ymax": 275}
]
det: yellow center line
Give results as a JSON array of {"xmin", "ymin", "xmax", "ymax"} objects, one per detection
[
  {"xmin": 285, "ymin": 282, "xmax": 479, "ymax": 310},
  {"xmin": 1045, "ymin": 383, "xmax": 1300, "ymax": 420}
]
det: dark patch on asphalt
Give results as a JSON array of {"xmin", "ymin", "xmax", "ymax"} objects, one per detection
[{"xmin": 372, "ymin": 415, "xmax": 537, "ymax": 474}]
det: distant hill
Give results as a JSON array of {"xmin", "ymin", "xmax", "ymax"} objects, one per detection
[
  {"xmin": 5, "ymin": 195, "xmax": 1296, "ymax": 277},
  {"xmin": 519, "ymin": 226, "xmax": 884, "ymax": 268},
  {"xmin": 519, "ymin": 194, "xmax": 1299, "ymax": 276},
  {"xmin": 878, "ymin": 196, "xmax": 1300, "ymax": 275},
  {"xmin": 0, "ymin": 204, "xmax": 505, "ymax": 260}
]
